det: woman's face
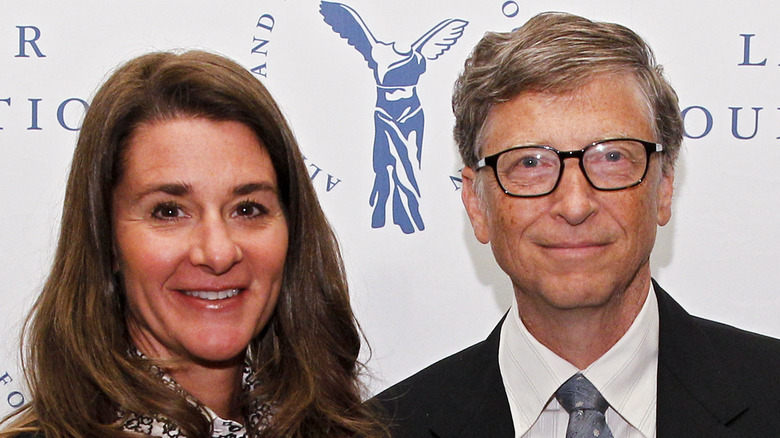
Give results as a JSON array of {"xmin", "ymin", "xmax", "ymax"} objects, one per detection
[{"xmin": 112, "ymin": 117, "xmax": 288, "ymax": 365}]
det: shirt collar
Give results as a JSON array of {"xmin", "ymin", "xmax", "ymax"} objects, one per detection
[
  {"xmin": 585, "ymin": 284, "xmax": 658, "ymax": 434},
  {"xmin": 499, "ymin": 283, "xmax": 659, "ymax": 436},
  {"xmin": 202, "ymin": 405, "xmax": 248, "ymax": 437}
]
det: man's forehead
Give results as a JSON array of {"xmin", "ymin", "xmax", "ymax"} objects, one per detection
[{"xmin": 478, "ymin": 73, "xmax": 653, "ymax": 153}]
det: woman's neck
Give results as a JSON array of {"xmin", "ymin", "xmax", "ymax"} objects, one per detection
[{"xmin": 170, "ymin": 359, "xmax": 245, "ymax": 423}]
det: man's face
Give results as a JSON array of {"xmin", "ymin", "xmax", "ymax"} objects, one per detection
[{"xmin": 461, "ymin": 73, "xmax": 673, "ymax": 315}]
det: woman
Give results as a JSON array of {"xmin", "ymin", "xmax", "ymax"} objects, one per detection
[{"xmin": 0, "ymin": 51, "xmax": 386, "ymax": 438}]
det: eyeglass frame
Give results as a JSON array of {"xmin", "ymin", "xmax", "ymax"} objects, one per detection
[{"xmin": 474, "ymin": 138, "xmax": 665, "ymax": 198}]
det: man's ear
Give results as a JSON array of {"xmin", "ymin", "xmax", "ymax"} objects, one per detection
[
  {"xmin": 461, "ymin": 166, "xmax": 491, "ymax": 244},
  {"xmin": 657, "ymin": 167, "xmax": 674, "ymax": 226}
]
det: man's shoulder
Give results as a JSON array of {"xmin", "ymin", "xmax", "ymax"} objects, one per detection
[
  {"xmin": 375, "ymin": 323, "xmax": 501, "ymax": 406},
  {"xmin": 690, "ymin": 312, "xmax": 780, "ymax": 362},
  {"xmin": 373, "ymin": 319, "xmax": 511, "ymax": 437},
  {"xmin": 656, "ymin": 284, "xmax": 780, "ymax": 362},
  {"xmin": 377, "ymin": 329, "xmax": 498, "ymax": 399},
  {"xmin": 656, "ymin": 285, "xmax": 780, "ymax": 433}
]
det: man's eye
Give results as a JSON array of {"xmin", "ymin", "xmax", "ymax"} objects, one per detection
[
  {"xmin": 521, "ymin": 156, "xmax": 540, "ymax": 168},
  {"xmin": 151, "ymin": 203, "xmax": 184, "ymax": 220},
  {"xmin": 605, "ymin": 151, "xmax": 624, "ymax": 162}
]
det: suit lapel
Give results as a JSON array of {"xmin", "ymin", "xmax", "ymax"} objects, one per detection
[
  {"xmin": 655, "ymin": 281, "xmax": 749, "ymax": 435},
  {"xmin": 427, "ymin": 318, "xmax": 514, "ymax": 438}
]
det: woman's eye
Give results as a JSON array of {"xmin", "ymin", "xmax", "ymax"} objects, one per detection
[
  {"xmin": 151, "ymin": 203, "xmax": 184, "ymax": 220},
  {"xmin": 234, "ymin": 201, "xmax": 267, "ymax": 218}
]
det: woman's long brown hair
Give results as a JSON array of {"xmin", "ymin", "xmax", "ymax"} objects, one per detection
[{"xmin": 0, "ymin": 50, "xmax": 387, "ymax": 438}]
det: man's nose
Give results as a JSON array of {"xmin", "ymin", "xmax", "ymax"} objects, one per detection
[
  {"xmin": 188, "ymin": 214, "xmax": 243, "ymax": 275},
  {"xmin": 548, "ymin": 159, "xmax": 598, "ymax": 225}
]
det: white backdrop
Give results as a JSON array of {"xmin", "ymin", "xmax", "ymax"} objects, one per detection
[{"xmin": 2, "ymin": 0, "xmax": 779, "ymax": 416}]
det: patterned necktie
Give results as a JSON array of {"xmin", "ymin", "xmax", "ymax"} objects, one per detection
[{"xmin": 555, "ymin": 373, "xmax": 614, "ymax": 438}]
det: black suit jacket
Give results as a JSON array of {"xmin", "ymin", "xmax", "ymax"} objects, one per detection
[{"xmin": 376, "ymin": 282, "xmax": 780, "ymax": 436}]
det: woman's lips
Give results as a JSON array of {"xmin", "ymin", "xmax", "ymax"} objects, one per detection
[{"xmin": 180, "ymin": 288, "xmax": 242, "ymax": 301}]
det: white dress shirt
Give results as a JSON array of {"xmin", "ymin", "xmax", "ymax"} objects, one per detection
[{"xmin": 498, "ymin": 284, "xmax": 659, "ymax": 438}]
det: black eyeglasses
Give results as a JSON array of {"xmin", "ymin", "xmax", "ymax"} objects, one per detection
[{"xmin": 475, "ymin": 138, "xmax": 664, "ymax": 197}]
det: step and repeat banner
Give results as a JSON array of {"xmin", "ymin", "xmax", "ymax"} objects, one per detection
[{"xmin": 1, "ymin": 0, "xmax": 778, "ymax": 415}]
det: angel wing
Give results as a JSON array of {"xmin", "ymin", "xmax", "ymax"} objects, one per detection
[
  {"xmin": 320, "ymin": 1, "xmax": 380, "ymax": 69},
  {"xmin": 411, "ymin": 18, "xmax": 468, "ymax": 61}
]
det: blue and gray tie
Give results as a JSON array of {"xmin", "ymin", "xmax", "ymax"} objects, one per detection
[{"xmin": 555, "ymin": 373, "xmax": 614, "ymax": 438}]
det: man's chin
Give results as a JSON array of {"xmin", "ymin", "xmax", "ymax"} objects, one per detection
[
  {"xmin": 544, "ymin": 290, "xmax": 615, "ymax": 311},
  {"xmin": 515, "ymin": 277, "xmax": 628, "ymax": 312}
]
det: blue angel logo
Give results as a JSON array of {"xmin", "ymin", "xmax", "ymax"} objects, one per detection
[{"xmin": 320, "ymin": 1, "xmax": 468, "ymax": 234}]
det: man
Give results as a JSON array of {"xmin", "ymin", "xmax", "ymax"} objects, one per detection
[{"xmin": 376, "ymin": 12, "xmax": 780, "ymax": 437}]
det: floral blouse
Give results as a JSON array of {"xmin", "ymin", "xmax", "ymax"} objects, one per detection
[{"xmin": 121, "ymin": 351, "xmax": 273, "ymax": 438}]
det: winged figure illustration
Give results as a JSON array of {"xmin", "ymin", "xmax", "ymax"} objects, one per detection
[{"xmin": 320, "ymin": 1, "xmax": 468, "ymax": 234}]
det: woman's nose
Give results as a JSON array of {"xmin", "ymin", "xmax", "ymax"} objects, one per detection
[{"xmin": 188, "ymin": 215, "xmax": 243, "ymax": 274}]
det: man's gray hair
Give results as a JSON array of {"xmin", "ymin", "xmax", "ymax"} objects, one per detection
[{"xmin": 453, "ymin": 11, "xmax": 682, "ymax": 173}]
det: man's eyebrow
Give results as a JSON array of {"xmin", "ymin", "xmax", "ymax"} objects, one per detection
[{"xmin": 234, "ymin": 182, "xmax": 277, "ymax": 196}]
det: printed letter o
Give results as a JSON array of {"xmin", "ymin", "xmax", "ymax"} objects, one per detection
[
  {"xmin": 502, "ymin": 1, "xmax": 519, "ymax": 18},
  {"xmin": 7, "ymin": 391, "xmax": 24, "ymax": 408},
  {"xmin": 681, "ymin": 105, "xmax": 713, "ymax": 139}
]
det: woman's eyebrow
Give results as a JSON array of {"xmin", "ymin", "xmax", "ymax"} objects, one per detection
[
  {"xmin": 233, "ymin": 182, "xmax": 277, "ymax": 196},
  {"xmin": 132, "ymin": 182, "xmax": 192, "ymax": 202}
]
